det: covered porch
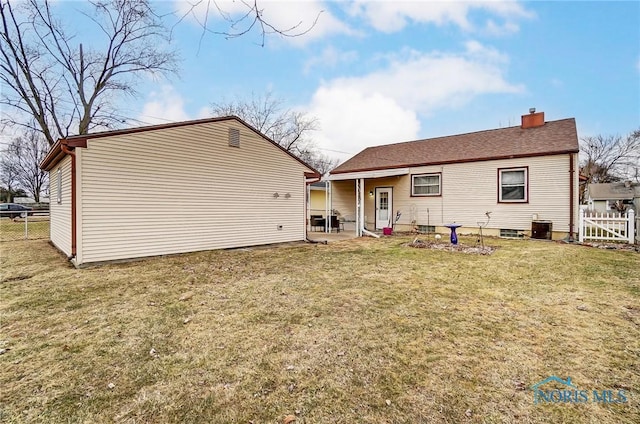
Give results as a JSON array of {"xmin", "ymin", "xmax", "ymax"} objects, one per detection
[{"xmin": 326, "ymin": 168, "xmax": 413, "ymax": 237}]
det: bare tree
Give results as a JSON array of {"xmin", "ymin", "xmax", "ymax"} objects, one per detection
[
  {"xmin": 580, "ymin": 129, "xmax": 640, "ymax": 184},
  {"xmin": 0, "ymin": 154, "xmax": 20, "ymax": 202},
  {"xmin": 299, "ymin": 150, "xmax": 339, "ymax": 176},
  {"xmin": 212, "ymin": 92, "xmax": 339, "ymax": 173},
  {"xmin": 0, "ymin": 0, "xmax": 179, "ymax": 146},
  {"xmin": 212, "ymin": 91, "xmax": 319, "ymax": 155},
  {"xmin": 1, "ymin": 128, "xmax": 49, "ymax": 202}
]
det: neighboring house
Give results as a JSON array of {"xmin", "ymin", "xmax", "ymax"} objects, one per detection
[
  {"xmin": 14, "ymin": 197, "xmax": 50, "ymax": 204},
  {"xmin": 327, "ymin": 111, "xmax": 580, "ymax": 240},
  {"xmin": 309, "ymin": 181, "xmax": 328, "ymax": 218},
  {"xmin": 585, "ymin": 182, "xmax": 640, "ymax": 213},
  {"xmin": 40, "ymin": 116, "xmax": 318, "ymax": 267}
]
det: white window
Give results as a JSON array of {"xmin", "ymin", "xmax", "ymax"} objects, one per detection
[
  {"xmin": 56, "ymin": 168, "xmax": 62, "ymax": 204},
  {"xmin": 499, "ymin": 167, "xmax": 528, "ymax": 202},
  {"xmin": 411, "ymin": 173, "xmax": 441, "ymax": 196}
]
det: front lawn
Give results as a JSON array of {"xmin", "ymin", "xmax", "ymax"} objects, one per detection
[{"xmin": 0, "ymin": 236, "xmax": 638, "ymax": 423}]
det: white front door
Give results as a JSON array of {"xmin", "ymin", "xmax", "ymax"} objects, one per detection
[{"xmin": 375, "ymin": 187, "xmax": 392, "ymax": 229}]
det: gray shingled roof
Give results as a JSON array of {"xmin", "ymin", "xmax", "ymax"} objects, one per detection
[
  {"xmin": 587, "ymin": 182, "xmax": 639, "ymax": 200},
  {"xmin": 331, "ymin": 118, "xmax": 579, "ymax": 174}
]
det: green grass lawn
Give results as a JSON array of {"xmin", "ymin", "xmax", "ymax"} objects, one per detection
[{"xmin": 0, "ymin": 236, "xmax": 638, "ymax": 423}]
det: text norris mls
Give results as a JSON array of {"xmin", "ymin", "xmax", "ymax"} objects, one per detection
[{"xmin": 531, "ymin": 376, "xmax": 628, "ymax": 405}]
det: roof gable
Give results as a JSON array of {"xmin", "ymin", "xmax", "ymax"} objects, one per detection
[
  {"xmin": 41, "ymin": 116, "xmax": 319, "ymax": 176},
  {"xmin": 331, "ymin": 118, "xmax": 579, "ymax": 174}
]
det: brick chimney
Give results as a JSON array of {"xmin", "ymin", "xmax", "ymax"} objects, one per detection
[{"xmin": 521, "ymin": 108, "xmax": 545, "ymax": 129}]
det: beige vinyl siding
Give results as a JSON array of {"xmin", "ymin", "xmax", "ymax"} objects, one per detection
[
  {"xmin": 309, "ymin": 189, "xmax": 327, "ymax": 217},
  {"xmin": 330, "ymin": 180, "xmax": 356, "ymax": 221},
  {"xmin": 78, "ymin": 120, "xmax": 311, "ymax": 264},
  {"xmin": 334, "ymin": 154, "xmax": 577, "ymax": 235},
  {"xmin": 49, "ymin": 156, "xmax": 72, "ymax": 256}
]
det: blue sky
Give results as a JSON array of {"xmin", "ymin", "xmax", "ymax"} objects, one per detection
[{"xmin": 60, "ymin": 1, "xmax": 640, "ymax": 162}]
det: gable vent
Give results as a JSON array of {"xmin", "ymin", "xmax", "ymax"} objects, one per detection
[{"xmin": 228, "ymin": 128, "xmax": 240, "ymax": 147}]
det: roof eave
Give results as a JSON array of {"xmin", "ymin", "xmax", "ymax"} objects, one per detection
[
  {"xmin": 40, "ymin": 140, "xmax": 64, "ymax": 171},
  {"xmin": 40, "ymin": 138, "xmax": 88, "ymax": 171},
  {"xmin": 330, "ymin": 149, "xmax": 580, "ymax": 176}
]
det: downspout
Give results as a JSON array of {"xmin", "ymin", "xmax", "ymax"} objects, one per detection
[
  {"xmin": 569, "ymin": 153, "xmax": 575, "ymax": 242},
  {"xmin": 60, "ymin": 142, "xmax": 77, "ymax": 258}
]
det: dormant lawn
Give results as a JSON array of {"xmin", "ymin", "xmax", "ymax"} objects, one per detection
[{"xmin": 1, "ymin": 236, "xmax": 638, "ymax": 423}]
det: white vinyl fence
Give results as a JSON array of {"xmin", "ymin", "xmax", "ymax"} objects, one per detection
[{"xmin": 578, "ymin": 209, "xmax": 636, "ymax": 244}]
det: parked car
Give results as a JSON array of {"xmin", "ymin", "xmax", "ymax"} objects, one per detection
[{"xmin": 0, "ymin": 203, "xmax": 34, "ymax": 219}]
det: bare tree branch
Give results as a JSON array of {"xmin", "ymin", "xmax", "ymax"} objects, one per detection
[
  {"xmin": 174, "ymin": 0, "xmax": 321, "ymax": 49},
  {"xmin": 0, "ymin": 0, "xmax": 179, "ymax": 145},
  {"xmin": 212, "ymin": 91, "xmax": 318, "ymax": 154},
  {"xmin": 580, "ymin": 129, "xmax": 640, "ymax": 184},
  {"xmin": 1, "ymin": 127, "xmax": 49, "ymax": 202},
  {"xmin": 211, "ymin": 91, "xmax": 336, "ymax": 173}
]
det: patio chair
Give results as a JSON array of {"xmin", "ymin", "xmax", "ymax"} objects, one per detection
[{"xmin": 310, "ymin": 215, "xmax": 326, "ymax": 231}]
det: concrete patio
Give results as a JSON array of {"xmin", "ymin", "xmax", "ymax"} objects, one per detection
[{"xmin": 306, "ymin": 230, "xmax": 358, "ymax": 242}]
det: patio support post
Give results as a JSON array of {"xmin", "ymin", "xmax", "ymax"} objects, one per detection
[
  {"xmin": 306, "ymin": 182, "xmax": 311, "ymax": 237},
  {"xmin": 327, "ymin": 180, "xmax": 333, "ymax": 233},
  {"xmin": 628, "ymin": 209, "xmax": 635, "ymax": 244},
  {"xmin": 355, "ymin": 179, "xmax": 361, "ymax": 237},
  {"xmin": 325, "ymin": 180, "xmax": 330, "ymax": 233},
  {"xmin": 359, "ymin": 178, "xmax": 365, "ymax": 236}
]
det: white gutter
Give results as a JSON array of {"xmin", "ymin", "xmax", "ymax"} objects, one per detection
[{"xmin": 327, "ymin": 168, "xmax": 410, "ymax": 181}]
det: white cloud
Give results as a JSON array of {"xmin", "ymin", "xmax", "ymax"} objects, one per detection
[
  {"xmin": 138, "ymin": 85, "xmax": 194, "ymax": 125},
  {"xmin": 306, "ymin": 41, "xmax": 524, "ymax": 157},
  {"xmin": 348, "ymin": 0, "xmax": 533, "ymax": 34},
  {"xmin": 303, "ymin": 46, "xmax": 359, "ymax": 74},
  {"xmin": 174, "ymin": 0, "xmax": 354, "ymax": 45},
  {"xmin": 483, "ymin": 19, "xmax": 520, "ymax": 36},
  {"xmin": 308, "ymin": 87, "xmax": 421, "ymax": 160}
]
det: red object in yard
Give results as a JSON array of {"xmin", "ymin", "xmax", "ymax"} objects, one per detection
[{"xmin": 383, "ymin": 227, "xmax": 393, "ymax": 236}]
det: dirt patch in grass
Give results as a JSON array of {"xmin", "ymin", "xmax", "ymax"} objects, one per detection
[
  {"xmin": 0, "ymin": 237, "xmax": 639, "ymax": 423},
  {"xmin": 406, "ymin": 237, "xmax": 497, "ymax": 255}
]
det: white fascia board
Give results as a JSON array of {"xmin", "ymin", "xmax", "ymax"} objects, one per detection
[{"xmin": 327, "ymin": 168, "xmax": 410, "ymax": 181}]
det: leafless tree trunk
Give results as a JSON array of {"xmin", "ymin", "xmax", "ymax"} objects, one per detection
[
  {"xmin": 0, "ymin": 0, "xmax": 179, "ymax": 146},
  {"xmin": 1, "ymin": 128, "xmax": 49, "ymax": 202}
]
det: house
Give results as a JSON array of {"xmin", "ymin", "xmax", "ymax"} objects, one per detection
[
  {"xmin": 40, "ymin": 116, "xmax": 318, "ymax": 267},
  {"xmin": 327, "ymin": 110, "xmax": 580, "ymax": 240},
  {"xmin": 309, "ymin": 181, "xmax": 328, "ymax": 219},
  {"xmin": 585, "ymin": 182, "xmax": 640, "ymax": 213}
]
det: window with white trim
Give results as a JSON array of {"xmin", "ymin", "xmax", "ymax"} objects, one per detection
[
  {"xmin": 499, "ymin": 167, "xmax": 527, "ymax": 202},
  {"xmin": 56, "ymin": 168, "xmax": 62, "ymax": 204},
  {"xmin": 411, "ymin": 173, "xmax": 441, "ymax": 196}
]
